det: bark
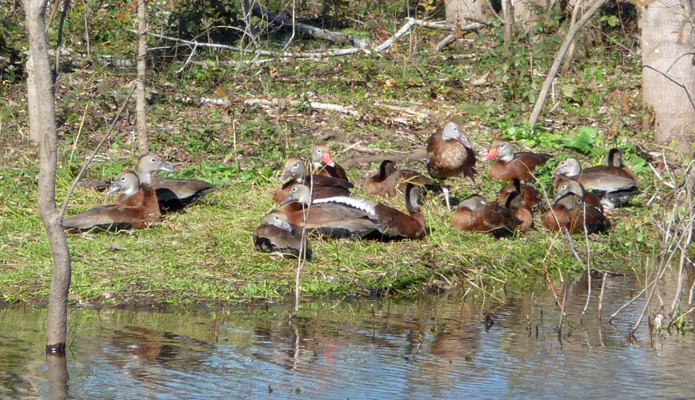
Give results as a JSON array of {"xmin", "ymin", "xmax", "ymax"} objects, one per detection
[
  {"xmin": 641, "ymin": 0, "xmax": 695, "ymax": 156},
  {"xmin": 446, "ymin": 0, "xmax": 493, "ymax": 25},
  {"xmin": 502, "ymin": 0, "xmax": 515, "ymax": 57},
  {"xmin": 136, "ymin": 0, "xmax": 149, "ymax": 155},
  {"xmin": 23, "ymin": 0, "xmax": 72, "ymax": 355}
]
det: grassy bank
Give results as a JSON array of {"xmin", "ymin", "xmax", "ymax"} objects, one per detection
[{"xmin": 0, "ymin": 2, "xmax": 666, "ymax": 307}]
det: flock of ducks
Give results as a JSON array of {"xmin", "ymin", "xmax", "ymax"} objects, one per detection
[
  {"xmin": 63, "ymin": 116, "xmax": 641, "ymax": 263},
  {"xmin": 252, "ymin": 117, "xmax": 641, "ymax": 259}
]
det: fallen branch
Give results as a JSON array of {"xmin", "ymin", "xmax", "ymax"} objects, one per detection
[
  {"xmin": 251, "ymin": 3, "xmax": 367, "ymax": 48},
  {"xmin": 243, "ymin": 98, "xmax": 359, "ymax": 116},
  {"xmin": 528, "ymin": 0, "xmax": 610, "ymax": 130}
]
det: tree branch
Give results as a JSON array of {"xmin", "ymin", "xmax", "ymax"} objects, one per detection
[{"xmin": 528, "ymin": 0, "xmax": 610, "ymax": 131}]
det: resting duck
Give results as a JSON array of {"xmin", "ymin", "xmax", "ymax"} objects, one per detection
[
  {"xmin": 426, "ymin": 117, "xmax": 477, "ymax": 211},
  {"xmin": 543, "ymin": 193, "xmax": 610, "ymax": 234},
  {"xmin": 151, "ymin": 177, "xmax": 218, "ymax": 212},
  {"xmin": 63, "ymin": 155, "xmax": 175, "ymax": 232},
  {"xmin": 554, "ymin": 178, "xmax": 604, "ymax": 213},
  {"xmin": 504, "ymin": 190, "xmax": 534, "ymax": 232},
  {"xmin": 363, "ymin": 160, "xmax": 441, "ymax": 198},
  {"xmin": 273, "ymin": 156, "xmax": 353, "ymax": 203},
  {"xmin": 253, "ymin": 210, "xmax": 311, "ymax": 259},
  {"xmin": 279, "ymin": 185, "xmax": 385, "ymax": 239},
  {"xmin": 483, "ymin": 140, "xmax": 551, "ymax": 182},
  {"xmin": 496, "ymin": 178, "xmax": 541, "ymax": 209},
  {"xmin": 451, "ymin": 195, "xmax": 521, "ymax": 238},
  {"xmin": 584, "ymin": 148, "xmax": 636, "ymax": 180},
  {"xmin": 554, "ymin": 157, "xmax": 640, "ymax": 209},
  {"xmin": 310, "ymin": 145, "xmax": 349, "ymax": 181}
]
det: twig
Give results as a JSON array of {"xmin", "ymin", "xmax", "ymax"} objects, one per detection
[
  {"xmin": 597, "ymin": 271, "xmax": 607, "ymax": 322},
  {"xmin": 528, "ymin": 0, "xmax": 610, "ymax": 130},
  {"xmin": 59, "ymin": 82, "xmax": 137, "ymax": 219},
  {"xmin": 177, "ymin": 44, "xmax": 197, "ymax": 74},
  {"xmin": 580, "ymin": 202, "xmax": 592, "ymax": 324},
  {"xmin": 643, "ymin": 64, "xmax": 695, "ymax": 112}
]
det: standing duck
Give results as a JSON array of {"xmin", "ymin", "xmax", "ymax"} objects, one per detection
[
  {"xmin": 426, "ymin": 117, "xmax": 477, "ymax": 211},
  {"xmin": 363, "ymin": 160, "xmax": 441, "ymax": 198},
  {"xmin": 584, "ymin": 148, "xmax": 636, "ymax": 180},
  {"xmin": 253, "ymin": 210, "xmax": 311, "ymax": 259},
  {"xmin": 273, "ymin": 156, "xmax": 353, "ymax": 203},
  {"xmin": 310, "ymin": 145, "xmax": 349, "ymax": 181},
  {"xmin": 543, "ymin": 193, "xmax": 610, "ymax": 234},
  {"xmin": 451, "ymin": 195, "xmax": 521, "ymax": 238},
  {"xmin": 554, "ymin": 157, "xmax": 640, "ymax": 209},
  {"xmin": 483, "ymin": 140, "xmax": 551, "ymax": 182},
  {"xmin": 63, "ymin": 155, "xmax": 175, "ymax": 232}
]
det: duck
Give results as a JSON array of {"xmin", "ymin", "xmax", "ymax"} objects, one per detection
[
  {"xmin": 362, "ymin": 160, "xmax": 441, "ymax": 198},
  {"xmin": 426, "ymin": 117, "xmax": 477, "ymax": 211},
  {"xmin": 543, "ymin": 193, "xmax": 610, "ymax": 234},
  {"xmin": 368, "ymin": 183, "xmax": 426, "ymax": 240},
  {"xmin": 253, "ymin": 210, "xmax": 311, "ymax": 259},
  {"xmin": 279, "ymin": 185, "xmax": 385, "ymax": 239},
  {"xmin": 554, "ymin": 157, "xmax": 640, "ymax": 209},
  {"xmin": 310, "ymin": 145, "xmax": 349, "ymax": 181},
  {"xmin": 584, "ymin": 148, "xmax": 636, "ymax": 180},
  {"xmin": 273, "ymin": 156, "xmax": 353, "ymax": 203},
  {"xmin": 496, "ymin": 178, "xmax": 541, "ymax": 209},
  {"xmin": 63, "ymin": 155, "xmax": 175, "ymax": 232},
  {"xmin": 451, "ymin": 195, "xmax": 521, "ymax": 238},
  {"xmin": 151, "ymin": 177, "xmax": 218, "ymax": 212},
  {"xmin": 504, "ymin": 190, "xmax": 534, "ymax": 232},
  {"xmin": 554, "ymin": 178, "xmax": 604, "ymax": 213},
  {"xmin": 107, "ymin": 158, "xmax": 216, "ymax": 212},
  {"xmin": 483, "ymin": 140, "xmax": 551, "ymax": 182}
]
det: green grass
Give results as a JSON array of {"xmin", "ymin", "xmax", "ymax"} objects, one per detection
[{"xmin": 0, "ymin": 2, "xmax": 668, "ymax": 307}]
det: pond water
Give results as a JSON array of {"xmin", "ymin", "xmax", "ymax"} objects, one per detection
[{"xmin": 2, "ymin": 272, "xmax": 694, "ymax": 399}]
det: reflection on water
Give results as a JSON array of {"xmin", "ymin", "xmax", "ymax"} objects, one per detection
[{"xmin": 1, "ymin": 273, "xmax": 695, "ymax": 399}]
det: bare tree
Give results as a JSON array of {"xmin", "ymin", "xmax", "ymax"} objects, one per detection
[
  {"xmin": 23, "ymin": 0, "xmax": 72, "ymax": 355},
  {"xmin": 641, "ymin": 0, "xmax": 695, "ymax": 156},
  {"xmin": 136, "ymin": 0, "xmax": 149, "ymax": 154}
]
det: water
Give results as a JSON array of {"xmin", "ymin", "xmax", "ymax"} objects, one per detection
[{"xmin": 2, "ymin": 273, "xmax": 694, "ymax": 399}]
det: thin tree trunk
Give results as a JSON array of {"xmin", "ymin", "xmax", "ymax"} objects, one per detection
[
  {"xmin": 502, "ymin": 0, "xmax": 515, "ymax": 57},
  {"xmin": 136, "ymin": 0, "xmax": 149, "ymax": 155},
  {"xmin": 23, "ymin": 0, "xmax": 72, "ymax": 356}
]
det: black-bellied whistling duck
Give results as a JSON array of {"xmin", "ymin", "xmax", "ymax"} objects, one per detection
[
  {"xmin": 310, "ymin": 145, "xmax": 349, "ymax": 181},
  {"xmin": 505, "ymin": 191, "xmax": 534, "ymax": 232},
  {"xmin": 483, "ymin": 140, "xmax": 551, "ymax": 182},
  {"xmin": 368, "ymin": 183, "xmax": 426, "ymax": 240},
  {"xmin": 106, "ymin": 169, "xmax": 142, "ymax": 206},
  {"xmin": 63, "ymin": 155, "xmax": 175, "ymax": 232},
  {"xmin": 554, "ymin": 157, "xmax": 640, "ymax": 209},
  {"xmin": 543, "ymin": 193, "xmax": 610, "ymax": 234},
  {"xmin": 363, "ymin": 160, "xmax": 441, "ymax": 198},
  {"xmin": 253, "ymin": 210, "xmax": 311, "ymax": 259},
  {"xmin": 426, "ymin": 117, "xmax": 477, "ymax": 211},
  {"xmin": 279, "ymin": 185, "xmax": 385, "ymax": 239},
  {"xmin": 554, "ymin": 178, "xmax": 604, "ymax": 213},
  {"xmin": 451, "ymin": 195, "xmax": 521, "ymax": 238},
  {"xmin": 496, "ymin": 178, "xmax": 541, "ymax": 209},
  {"xmin": 151, "ymin": 177, "xmax": 218, "ymax": 212},
  {"xmin": 273, "ymin": 156, "xmax": 353, "ymax": 203},
  {"xmin": 584, "ymin": 148, "xmax": 636, "ymax": 180}
]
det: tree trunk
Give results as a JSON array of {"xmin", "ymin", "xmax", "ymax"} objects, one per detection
[
  {"xmin": 136, "ymin": 0, "xmax": 149, "ymax": 155},
  {"xmin": 446, "ymin": 0, "xmax": 493, "ymax": 25},
  {"xmin": 502, "ymin": 0, "xmax": 515, "ymax": 57},
  {"xmin": 641, "ymin": 0, "xmax": 695, "ymax": 156},
  {"xmin": 23, "ymin": 0, "xmax": 72, "ymax": 356}
]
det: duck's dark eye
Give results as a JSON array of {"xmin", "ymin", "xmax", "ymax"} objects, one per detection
[
  {"xmin": 121, "ymin": 176, "xmax": 127, "ymax": 181},
  {"xmin": 150, "ymin": 157, "xmax": 157, "ymax": 163}
]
